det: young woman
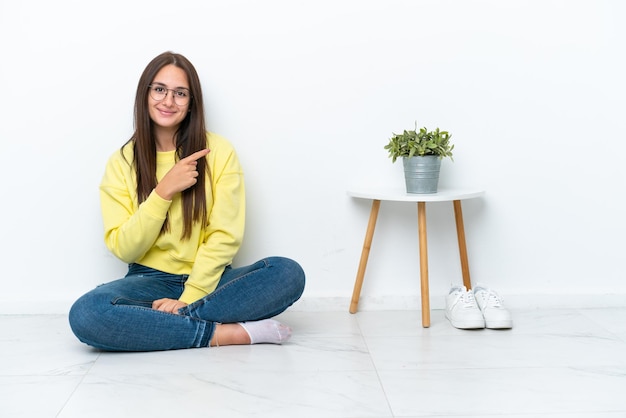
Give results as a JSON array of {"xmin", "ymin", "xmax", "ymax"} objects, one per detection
[{"xmin": 69, "ymin": 52, "xmax": 305, "ymax": 351}]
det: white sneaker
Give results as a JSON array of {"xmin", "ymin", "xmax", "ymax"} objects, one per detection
[
  {"xmin": 445, "ymin": 285, "xmax": 485, "ymax": 329},
  {"xmin": 473, "ymin": 284, "xmax": 513, "ymax": 329}
]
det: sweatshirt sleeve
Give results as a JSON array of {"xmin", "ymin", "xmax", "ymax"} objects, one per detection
[
  {"xmin": 178, "ymin": 138, "xmax": 246, "ymax": 304},
  {"xmin": 100, "ymin": 150, "xmax": 172, "ymax": 263}
]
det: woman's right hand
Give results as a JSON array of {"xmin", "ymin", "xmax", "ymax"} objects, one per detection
[{"xmin": 155, "ymin": 149, "xmax": 210, "ymax": 200}]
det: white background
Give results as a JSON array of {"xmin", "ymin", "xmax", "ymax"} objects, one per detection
[{"xmin": 0, "ymin": 0, "xmax": 624, "ymax": 313}]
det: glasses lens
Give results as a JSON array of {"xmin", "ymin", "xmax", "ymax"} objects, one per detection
[
  {"xmin": 173, "ymin": 90, "xmax": 190, "ymax": 105},
  {"xmin": 149, "ymin": 86, "xmax": 166, "ymax": 101}
]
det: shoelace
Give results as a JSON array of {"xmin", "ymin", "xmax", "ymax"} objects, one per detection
[
  {"xmin": 457, "ymin": 290, "xmax": 478, "ymax": 308},
  {"xmin": 478, "ymin": 289, "xmax": 503, "ymax": 308}
]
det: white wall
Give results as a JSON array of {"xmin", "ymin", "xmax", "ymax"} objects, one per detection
[{"xmin": 1, "ymin": 0, "xmax": 624, "ymax": 314}]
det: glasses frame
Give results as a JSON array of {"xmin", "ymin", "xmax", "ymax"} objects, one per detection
[{"xmin": 148, "ymin": 84, "xmax": 192, "ymax": 106}]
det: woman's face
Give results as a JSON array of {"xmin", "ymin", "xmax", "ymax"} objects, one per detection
[{"xmin": 148, "ymin": 64, "xmax": 191, "ymax": 134}]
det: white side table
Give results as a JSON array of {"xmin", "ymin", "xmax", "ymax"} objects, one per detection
[{"xmin": 347, "ymin": 187, "xmax": 485, "ymax": 327}]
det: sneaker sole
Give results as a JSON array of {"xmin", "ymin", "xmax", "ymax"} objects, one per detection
[
  {"xmin": 485, "ymin": 320, "xmax": 513, "ymax": 329},
  {"xmin": 446, "ymin": 314, "xmax": 485, "ymax": 330}
]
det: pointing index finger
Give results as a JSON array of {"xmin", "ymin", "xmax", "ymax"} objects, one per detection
[{"xmin": 183, "ymin": 148, "xmax": 210, "ymax": 163}]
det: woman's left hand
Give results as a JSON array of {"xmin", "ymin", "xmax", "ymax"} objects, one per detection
[{"xmin": 152, "ymin": 298, "xmax": 188, "ymax": 314}]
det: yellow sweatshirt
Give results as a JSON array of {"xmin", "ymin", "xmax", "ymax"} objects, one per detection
[{"xmin": 99, "ymin": 132, "xmax": 245, "ymax": 304}]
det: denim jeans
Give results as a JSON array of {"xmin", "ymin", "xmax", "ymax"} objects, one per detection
[{"xmin": 69, "ymin": 257, "xmax": 305, "ymax": 352}]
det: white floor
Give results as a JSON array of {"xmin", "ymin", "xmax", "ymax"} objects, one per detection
[{"xmin": 2, "ymin": 307, "xmax": 626, "ymax": 418}]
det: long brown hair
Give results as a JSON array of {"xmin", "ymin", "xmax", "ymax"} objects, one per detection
[{"xmin": 123, "ymin": 51, "xmax": 209, "ymax": 240}]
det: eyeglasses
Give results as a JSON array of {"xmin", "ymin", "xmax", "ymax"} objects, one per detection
[{"xmin": 148, "ymin": 84, "xmax": 192, "ymax": 106}]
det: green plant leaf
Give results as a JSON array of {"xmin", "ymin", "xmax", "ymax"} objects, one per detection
[{"xmin": 385, "ymin": 121, "xmax": 454, "ymax": 162}]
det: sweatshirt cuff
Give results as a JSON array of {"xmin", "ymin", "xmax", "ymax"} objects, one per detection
[
  {"xmin": 179, "ymin": 286, "xmax": 209, "ymax": 305},
  {"xmin": 143, "ymin": 190, "xmax": 172, "ymax": 220}
]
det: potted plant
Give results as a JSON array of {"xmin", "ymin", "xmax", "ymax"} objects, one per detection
[{"xmin": 384, "ymin": 122, "xmax": 454, "ymax": 194}]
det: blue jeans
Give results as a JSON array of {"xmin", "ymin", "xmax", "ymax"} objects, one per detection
[{"xmin": 69, "ymin": 257, "xmax": 305, "ymax": 352}]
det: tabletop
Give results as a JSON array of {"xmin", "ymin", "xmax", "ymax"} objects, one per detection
[{"xmin": 347, "ymin": 187, "xmax": 485, "ymax": 202}]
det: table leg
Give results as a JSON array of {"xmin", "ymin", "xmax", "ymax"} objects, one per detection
[
  {"xmin": 417, "ymin": 202, "xmax": 430, "ymax": 328},
  {"xmin": 349, "ymin": 199, "xmax": 381, "ymax": 314},
  {"xmin": 453, "ymin": 200, "xmax": 472, "ymax": 290}
]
